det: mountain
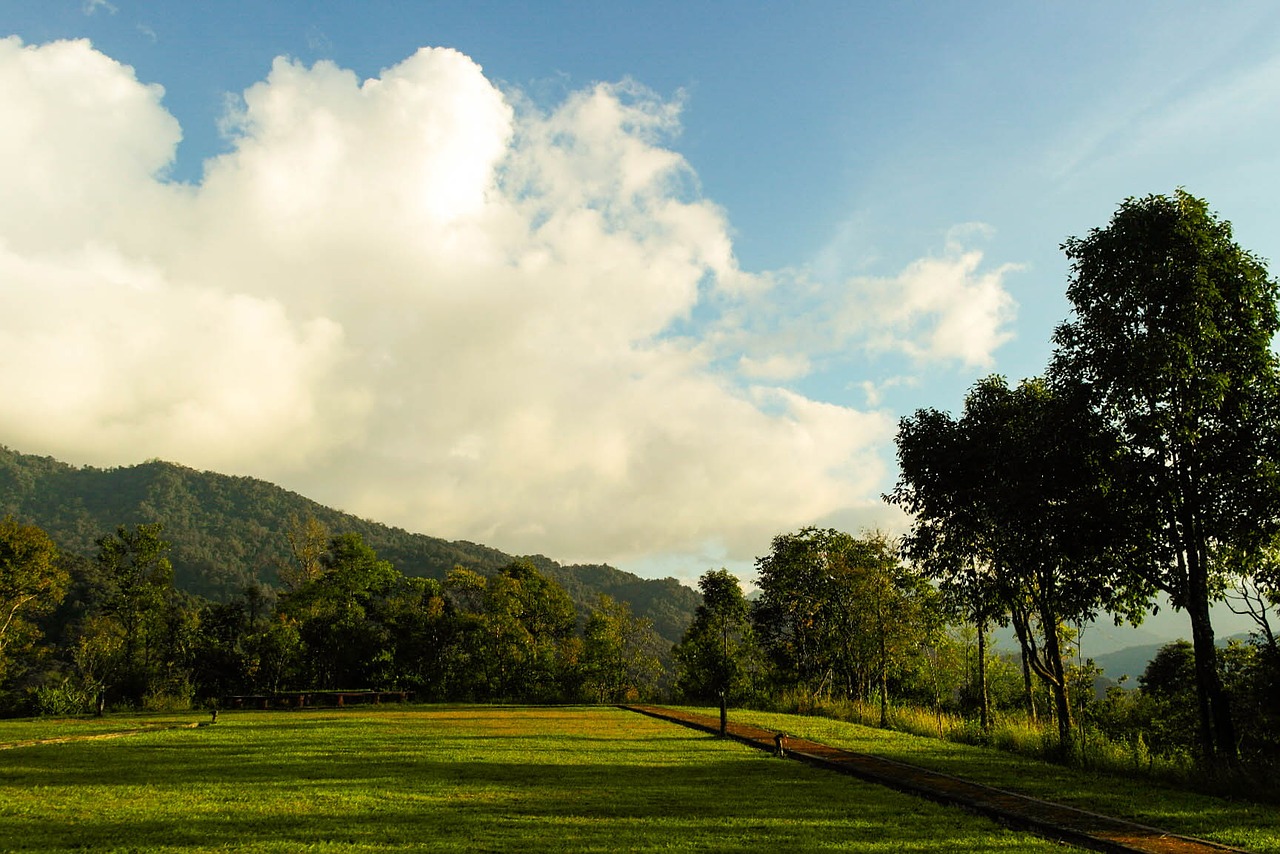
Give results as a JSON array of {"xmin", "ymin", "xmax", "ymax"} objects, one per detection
[
  {"xmin": 0, "ymin": 445, "xmax": 700, "ymax": 649},
  {"xmin": 1090, "ymin": 644, "xmax": 1165, "ymax": 686},
  {"xmin": 1091, "ymin": 633, "xmax": 1257, "ymax": 688}
]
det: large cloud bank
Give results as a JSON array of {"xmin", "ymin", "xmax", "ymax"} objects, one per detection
[{"xmin": 0, "ymin": 38, "xmax": 1015, "ymax": 569}]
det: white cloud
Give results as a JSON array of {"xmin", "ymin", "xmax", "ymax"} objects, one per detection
[
  {"xmin": 842, "ymin": 247, "xmax": 1019, "ymax": 367},
  {"xmin": 712, "ymin": 235, "xmax": 1018, "ymax": 379},
  {"xmin": 0, "ymin": 242, "xmax": 364, "ymax": 469},
  {"xmin": 0, "ymin": 38, "xmax": 907, "ymax": 568},
  {"xmin": 738, "ymin": 353, "xmax": 810, "ymax": 381}
]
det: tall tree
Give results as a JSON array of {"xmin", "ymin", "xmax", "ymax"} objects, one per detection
[
  {"xmin": 891, "ymin": 377, "xmax": 1147, "ymax": 751},
  {"xmin": 1051, "ymin": 190, "xmax": 1280, "ymax": 764},
  {"xmin": 888, "ymin": 408, "xmax": 1005, "ymax": 726},
  {"xmin": 278, "ymin": 515, "xmax": 331, "ymax": 592},
  {"xmin": 442, "ymin": 560, "xmax": 577, "ymax": 702},
  {"xmin": 280, "ymin": 532, "xmax": 400, "ymax": 689},
  {"xmin": 94, "ymin": 523, "xmax": 175, "ymax": 704},
  {"xmin": 673, "ymin": 569, "xmax": 756, "ymax": 723},
  {"xmin": 752, "ymin": 529, "xmax": 844, "ymax": 698}
]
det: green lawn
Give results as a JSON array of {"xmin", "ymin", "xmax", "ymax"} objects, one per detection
[
  {"xmin": 0, "ymin": 714, "xmax": 198, "ymax": 747},
  {"xmin": 0, "ymin": 705, "xmax": 1077, "ymax": 853},
  {"xmin": 704, "ymin": 707, "xmax": 1280, "ymax": 854}
]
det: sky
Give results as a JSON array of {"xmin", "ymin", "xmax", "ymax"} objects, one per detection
[{"xmin": 3, "ymin": 2, "xmax": 1280, "ymax": 607}]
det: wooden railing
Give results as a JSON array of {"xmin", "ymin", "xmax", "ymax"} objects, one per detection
[{"xmin": 221, "ymin": 691, "xmax": 413, "ymax": 710}]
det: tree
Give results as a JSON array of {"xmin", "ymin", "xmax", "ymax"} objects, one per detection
[
  {"xmin": 0, "ymin": 517, "xmax": 67, "ymax": 683},
  {"xmin": 487, "ymin": 560, "xmax": 578, "ymax": 702},
  {"xmin": 376, "ymin": 576, "xmax": 450, "ymax": 698},
  {"xmin": 673, "ymin": 569, "xmax": 756, "ymax": 723},
  {"xmin": 752, "ymin": 529, "xmax": 939, "ymax": 718},
  {"xmin": 280, "ymin": 532, "xmax": 400, "ymax": 689},
  {"xmin": 891, "ymin": 377, "xmax": 1148, "ymax": 751},
  {"xmin": 1051, "ymin": 190, "xmax": 1280, "ymax": 765},
  {"xmin": 580, "ymin": 595, "xmax": 664, "ymax": 703},
  {"xmin": 278, "ymin": 514, "xmax": 330, "ymax": 592},
  {"xmin": 190, "ymin": 584, "xmax": 284, "ymax": 699},
  {"xmin": 751, "ymin": 529, "xmax": 843, "ymax": 699},
  {"xmin": 94, "ymin": 523, "xmax": 175, "ymax": 704},
  {"xmin": 1221, "ymin": 540, "xmax": 1279, "ymax": 655},
  {"xmin": 442, "ymin": 560, "xmax": 578, "ymax": 702}
]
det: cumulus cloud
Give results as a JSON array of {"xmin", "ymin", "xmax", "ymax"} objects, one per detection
[
  {"xmin": 711, "ymin": 234, "xmax": 1018, "ymax": 382},
  {"xmin": 838, "ymin": 243, "xmax": 1020, "ymax": 367},
  {"xmin": 0, "ymin": 37, "xmax": 1008, "ymax": 569}
]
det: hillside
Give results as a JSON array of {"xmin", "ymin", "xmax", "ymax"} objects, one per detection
[
  {"xmin": 0, "ymin": 445, "xmax": 700, "ymax": 648},
  {"xmin": 1090, "ymin": 633, "xmax": 1256, "ymax": 686}
]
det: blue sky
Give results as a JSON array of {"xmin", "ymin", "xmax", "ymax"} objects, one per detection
[{"xmin": 3, "ymin": 1, "xmax": 1280, "ymax": 615}]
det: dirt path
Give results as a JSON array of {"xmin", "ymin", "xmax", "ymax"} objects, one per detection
[
  {"xmin": 622, "ymin": 705, "xmax": 1250, "ymax": 854},
  {"xmin": 0, "ymin": 721, "xmax": 202, "ymax": 751}
]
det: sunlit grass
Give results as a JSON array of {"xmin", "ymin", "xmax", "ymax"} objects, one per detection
[
  {"xmin": 0, "ymin": 705, "xmax": 1075, "ymax": 852},
  {"xmin": 703, "ymin": 706, "xmax": 1280, "ymax": 854},
  {"xmin": 0, "ymin": 713, "xmax": 198, "ymax": 747},
  {"xmin": 774, "ymin": 695, "xmax": 1199, "ymax": 782}
]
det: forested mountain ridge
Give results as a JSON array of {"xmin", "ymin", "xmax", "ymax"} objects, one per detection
[{"xmin": 0, "ymin": 445, "xmax": 700, "ymax": 647}]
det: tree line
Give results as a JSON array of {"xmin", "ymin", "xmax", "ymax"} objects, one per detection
[
  {"xmin": 0, "ymin": 517, "xmax": 667, "ymax": 714},
  {"xmin": 0, "ymin": 446, "xmax": 701, "ymax": 650},
  {"xmin": 674, "ymin": 527, "xmax": 1279, "ymax": 776}
]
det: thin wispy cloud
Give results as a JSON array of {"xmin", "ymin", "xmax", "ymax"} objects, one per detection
[{"xmin": 82, "ymin": 0, "xmax": 117, "ymax": 16}]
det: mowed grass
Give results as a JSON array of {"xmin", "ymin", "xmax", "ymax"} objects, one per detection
[
  {"xmin": 703, "ymin": 707, "xmax": 1280, "ymax": 854},
  {"xmin": 0, "ymin": 705, "xmax": 1078, "ymax": 853},
  {"xmin": 0, "ymin": 714, "xmax": 198, "ymax": 746}
]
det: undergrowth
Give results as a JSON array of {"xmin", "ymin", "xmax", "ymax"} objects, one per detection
[{"xmin": 762, "ymin": 693, "xmax": 1279, "ymax": 799}]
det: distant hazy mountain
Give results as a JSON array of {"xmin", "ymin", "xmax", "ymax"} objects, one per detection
[
  {"xmin": 0, "ymin": 445, "xmax": 700, "ymax": 649},
  {"xmin": 1090, "ymin": 633, "xmax": 1257, "ymax": 687},
  {"xmin": 1089, "ymin": 643, "xmax": 1165, "ymax": 685},
  {"xmin": 992, "ymin": 602, "xmax": 1261, "ymax": 662}
]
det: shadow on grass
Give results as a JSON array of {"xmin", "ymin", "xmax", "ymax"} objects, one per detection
[{"xmin": 0, "ymin": 712, "xmax": 1067, "ymax": 853}]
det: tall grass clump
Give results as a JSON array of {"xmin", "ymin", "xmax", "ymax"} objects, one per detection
[{"xmin": 767, "ymin": 692, "xmax": 1207, "ymax": 789}]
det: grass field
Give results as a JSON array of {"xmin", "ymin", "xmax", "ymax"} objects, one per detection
[
  {"xmin": 0, "ymin": 705, "xmax": 1080, "ymax": 853},
  {"xmin": 704, "ymin": 706, "xmax": 1280, "ymax": 854}
]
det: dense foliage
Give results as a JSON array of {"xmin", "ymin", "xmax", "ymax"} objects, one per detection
[
  {"xmin": 0, "ymin": 446, "xmax": 699, "ymax": 650},
  {"xmin": 1, "ymin": 520, "xmax": 670, "ymax": 712},
  {"xmin": 890, "ymin": 191, "xmax": 1280, "ymax": 773},
  {"xmin": 1052, "ymin": 190, "xmax": 1280, "ymax": 765}
]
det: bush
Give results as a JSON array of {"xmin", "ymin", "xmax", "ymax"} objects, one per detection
[
  {"xmin": 34, "ymin": 680, "xmax": 94, "ymax": 717},
  {"xmin": 142, "ymin": 677, "xmax": 194, "ymax": 712}
]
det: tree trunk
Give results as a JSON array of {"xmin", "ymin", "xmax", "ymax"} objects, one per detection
[
  {"xmin": 1018, "ymin": 604, "xmax": 1072, "ymax": 755},
  {"xmin": 878, "ymin": 623, "xmax": 889, "ymax": 728},
  {"xmin": 1186, "ymin": 575, "xmax": 1237, "ymax": 765},
  {"xmin": 977, "ymin": 617, "xmax": 990, "ymax": 732},
  {"xmin": 1042, "ymin": 617, "xmax": 1073, "ymax": 755},
  {"xmin": 1011, "ymin": 612, "xmax": 1037, "ymax": 721},
  {"xmin": 1177, "ymin": 497, "xmax": 1239, "ymax": 767}
]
